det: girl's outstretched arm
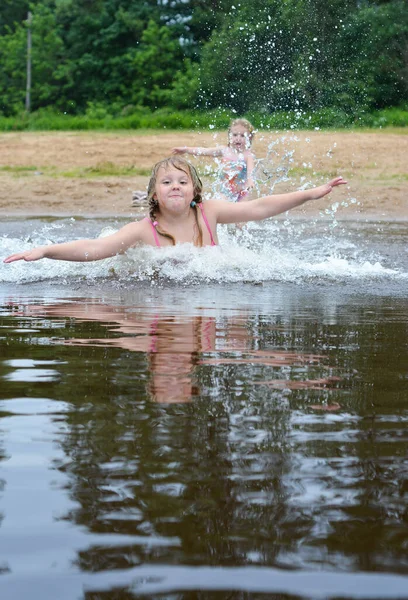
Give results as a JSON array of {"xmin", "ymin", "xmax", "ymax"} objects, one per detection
[
  {"xmin": 3, "ymin": 221, "xmax": 143, "ymax": 264},
  {"xmin": 172, "ymin": 146, "xmax": 223, "ymax": 157},
  {"xmin": 211, "ymin": 177, "xmax": 347, "ymax": 224}
]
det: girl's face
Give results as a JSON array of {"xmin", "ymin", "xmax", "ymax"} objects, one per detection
[
  {"xmin": 154, "ymin": 166, "xmax": 194, "ymax": 211},
  {"xmin": 229, "ymin": 124, "xmax": 251, "ymax": 150}
]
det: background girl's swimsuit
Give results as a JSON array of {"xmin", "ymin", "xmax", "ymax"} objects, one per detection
[
  {"xmin": 216, "ymin": 156, "xmax": 248, "ymax": 202},
  {"xmin": 146, "ymin": 203, "xmax": 216, "ymax": 247}
]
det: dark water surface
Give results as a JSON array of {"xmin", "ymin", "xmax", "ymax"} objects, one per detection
[{"xmin": 0, "ymin": 281, "xmax": 407, "ymax": 599}]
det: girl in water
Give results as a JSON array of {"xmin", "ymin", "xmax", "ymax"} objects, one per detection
[
  {"xmin": 172, "ymin": 118, "xmax": 256, "ymax": 203},
  {"xmin": 3, "ymin": 156, "xmax": 346, "ymax": 263}
]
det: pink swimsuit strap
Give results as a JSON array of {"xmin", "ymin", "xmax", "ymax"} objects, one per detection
[
  {"xmin": 198, "ymin": 203, "xmax": 217, "ymax": 246},
  {"xmin": 145, "ymin": 205, "xmax": 216, "ymax": 247},
  {"xmin": 145, "ymin": 217, "xmax": 161, "ymax": 247}
]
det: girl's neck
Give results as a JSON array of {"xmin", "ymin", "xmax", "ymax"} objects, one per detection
[
  {"xmin": 228, "ymin": 146, "xmax": 248, "ymax": 154},
  {"xmin": 156, "ymin": 207, "xmax": 199, "ymax": 245}
]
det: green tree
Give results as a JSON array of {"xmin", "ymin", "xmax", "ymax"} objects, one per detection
[
  {"xmin": 198, "ymin": 0, "xmax": 408, "ymax": 114},
  {"xmin": 0, "ymin": 0, "xmax": 406, "ymax": 117},
  {"xmin": 198, "ymin": 0, "xmax": 299, "ymax": 113},
  {"xmin": 50, "ymin": 0, "xmax": 235, "ymax": 110},
  {"xmin": 0, "ymin": 4, "xmax": 67, "ymax": 115},
  {"xmin": 0, "ymin": 20, "xmax": 27, "ymax": 114},
  {"xmin": 53, "ymin": 0, "xmax": 190, "ymax": 110},
  {"xmin": 166, "ymin": 59, "xmax": 201, "ymax": 110},
  {"xmin": 346, "ymin": 0, "xmax": 408, "ymax": 108},
  {"xmin": 162, "ymin": 0, "xmax": 235, "ymax": 52},
  {"xmin": 112, "ymin": 19, "xmax": 183, "ymax": 109},
  {"xmin": 0, "ymin": 0, "xmax": 33, "ymax": 35}
]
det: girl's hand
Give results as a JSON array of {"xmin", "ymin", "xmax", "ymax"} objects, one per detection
[
  {"xmin": 172, "ymin": 147, "xmax": 186, "ymax": 155},
  {"xmin": 3, "ymin": 248, "xmax": 45, "ymax": 263},
  {"xmin": 311, "ymin": 176, "xmax": 347, "ymax": 200},
  {"xmin": 237, "ymin": 179, "xmax": 255, "ymax": 201}
]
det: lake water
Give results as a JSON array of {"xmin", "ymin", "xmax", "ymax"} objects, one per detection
[{"xmin": 0, "ymin": 216, "xmax": 407, "ymax": 599}]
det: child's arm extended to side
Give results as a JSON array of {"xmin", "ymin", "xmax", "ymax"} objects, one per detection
[
  {"xmin": 3, "ymin": 221, "xmax": 143, "ymax": 264},
  {"xmin": 172, "ymin": 146, "xmax": 223, "ymax": 157},
  {"xmin": 210, "ymin": 177, "xmax": 347, "ymax": 223}
]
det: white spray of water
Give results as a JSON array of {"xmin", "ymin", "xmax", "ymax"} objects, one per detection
[{"xmin": 0, "ymin": 219, "xmax": 404, "ymax": 286}]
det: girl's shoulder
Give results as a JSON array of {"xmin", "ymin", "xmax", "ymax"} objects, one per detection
[
  {"xmin": 199, "ymin": 199, "xmax": 218, "ymax": 211},
  {"xmin": 122, "ymin": 217, "xmax": 149, "ymax": 231},
  {"xmin": 200, "ymin": 199, "xmax": 224, "ymax": 219},
  {"xmin": 120, "ymin": 216, "xmax": 158, "ymax": 247},
  {"xmin": 136, "ymin": 216, "xmax": 155, "ymax": 233},
  {"xmin": 121, "ymin": 216, "xmax": 152, "ymax": 237}
]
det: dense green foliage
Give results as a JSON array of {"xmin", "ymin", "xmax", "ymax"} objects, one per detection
[
  {"xmin": 1, "ymin": 105, "xmax": 407, "ymax": 132},
  {"xmin": 0, "ymin": 0, "xmax": 406, "ymax": 126}
]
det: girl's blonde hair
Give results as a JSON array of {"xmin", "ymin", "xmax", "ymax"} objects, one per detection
[
  {"xmin": 147, "ymin": 157, "xmax": 204, "ymax": 246},
  {"xmin": 228, "ymin": 118, "xmax": 255, "ymax": 146}
]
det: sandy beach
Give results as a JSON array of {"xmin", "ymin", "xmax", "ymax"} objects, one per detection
[{"xmin": 0, "ymin": 129, "xmax": 407, "ymax": 220}]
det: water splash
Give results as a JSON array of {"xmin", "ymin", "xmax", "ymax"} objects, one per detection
[
  {"xmin": 251, "ymin": 135, "xmax": 295, "ymax": 195},
  {"xmin": 0, "ymin": 219, "xmax": 405, "ymax": 287}
]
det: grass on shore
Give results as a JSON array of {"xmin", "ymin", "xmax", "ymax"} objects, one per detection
[
  {"xmin": 0, "ymin": 106, "xmax": 407, "ymax": 133},
  {"xmin": 0, "ymin": 163, "xmax": 151, "ymax": 178}
]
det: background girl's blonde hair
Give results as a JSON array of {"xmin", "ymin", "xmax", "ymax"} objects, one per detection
[
  {"xmin": 147, "ymin": 157, "xmax": 204, "ymax": 246},
  {"xmin": 228, "ymin": 118, "xmax": 255, "ymax": 143}
]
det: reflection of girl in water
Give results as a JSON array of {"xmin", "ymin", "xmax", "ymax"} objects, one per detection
[
  {"xmin": 7, "ymin": 299, "xmax": 341, "ymax": 405},
  {"xmin": 16, "ymin": 301, "xmax": 217, "ymax": 404},
  {"xmin": 147, "ymin": 315, "xmax": 216, "ymax": 404}
]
